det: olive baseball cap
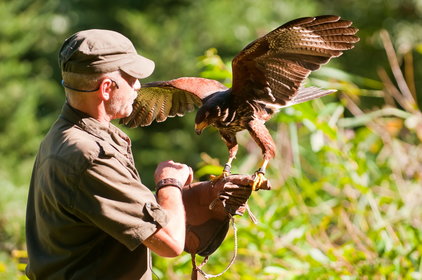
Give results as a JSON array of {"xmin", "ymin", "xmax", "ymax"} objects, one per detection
[{"xmin": 59, "ymin": 29, "xmax": 155, "ymax": 79}]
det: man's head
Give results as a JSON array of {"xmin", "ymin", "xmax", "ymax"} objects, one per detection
[
  {"xmin": 59, "ymin": 29, "xmax": 154, "ymax": 79},
  {"xmin": 59, "ymin": 29, "xmax": 153, "ymax": 122}
]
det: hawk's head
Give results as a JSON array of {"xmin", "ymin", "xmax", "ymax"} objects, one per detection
[
  {"xmin": 194, "ymin": 91, "xmax": 229, "ymax": 135},
  {"xmin": 194, "ymin": 106, "xmax": 214, "ymax": 135}
]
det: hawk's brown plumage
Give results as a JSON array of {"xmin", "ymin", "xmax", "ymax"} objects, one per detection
[{"xmin": 121, "ymin": 15, "xmax": 359, "ymax": 185}]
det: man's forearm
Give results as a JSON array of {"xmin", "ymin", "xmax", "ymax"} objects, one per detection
[
  {"xmin": 157, "ymin": 187, "xmax": 186, "ymax": 245},
  {"xmin": 143, "ymin": 187, "xmax": 185, "ymax": 257}
]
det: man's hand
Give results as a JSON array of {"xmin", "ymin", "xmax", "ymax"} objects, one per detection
[
  {"xmin": 183, "ymin": 174, "xmax": 269, "ymax": 257},
  {"xmin": 154, "ymin": 160, "xmax": 193, "ymax": 187},
  {"xmin": 211, "ymin": 175, "xmax": 254, "ymax": 216}
]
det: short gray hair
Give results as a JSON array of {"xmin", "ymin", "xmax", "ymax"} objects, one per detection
[
  {"xmin": 61, "ymin": 71, "xmax": 120, "ymax": 94},
  {"xmin": 62, "ymin": 71, "xmax": 121, "ymax": 105}
]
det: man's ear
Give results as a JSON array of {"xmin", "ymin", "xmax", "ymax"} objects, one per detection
[{"xmin": 99, "ymin": 79, "xmax": 113, "ymax": 101}]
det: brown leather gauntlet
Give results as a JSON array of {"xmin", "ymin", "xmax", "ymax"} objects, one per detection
[{"xmin": 182, "ymin": 174, "xmax": 269, "ymax": 256}]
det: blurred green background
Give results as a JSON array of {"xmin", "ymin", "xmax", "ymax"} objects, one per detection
[{"xmin": 1, "ymin": 0, "xmax": 421, "ymax": 279}]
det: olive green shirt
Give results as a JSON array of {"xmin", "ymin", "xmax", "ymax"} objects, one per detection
[{"xmin": 25, "ymin": 103, "xmax": 168, "ymax": 279}]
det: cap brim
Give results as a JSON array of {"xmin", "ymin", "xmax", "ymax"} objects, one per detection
[{"xmin": 120, "ymin": 54, "xmax": 155, "ymax": 79}]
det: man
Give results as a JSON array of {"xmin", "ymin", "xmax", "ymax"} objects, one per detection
[{"xmin": 25, "ymin": 29, "xmax": 254, "ymax": 279}]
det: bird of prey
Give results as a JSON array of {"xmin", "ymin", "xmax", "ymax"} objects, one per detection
[{"xmin": 120, "ymin": 15, "xmax": 359, "ymax": 190}]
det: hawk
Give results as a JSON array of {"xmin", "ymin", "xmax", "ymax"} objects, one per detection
[{"xmin": 120, "ymin": 15, "xmax": 359, "ymax": 189}]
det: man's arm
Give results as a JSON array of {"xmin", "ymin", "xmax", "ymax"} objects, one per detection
[
  {"xmin": 143, "ymin": 160, "xmax": 192, "ymax": 257},
  {"xmin": 143, "ymin": 187, "xmax": 185, "ymax": 257}
]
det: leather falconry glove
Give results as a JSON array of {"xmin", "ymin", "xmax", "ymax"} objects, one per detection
[{"xmin": 182, "ymin": 174, "xmax": 270, "ymax": 257}]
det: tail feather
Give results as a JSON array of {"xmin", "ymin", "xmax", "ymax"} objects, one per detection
[{"xmin": 288, "ymin": 86, "xmax": 336, "ymax": 106}]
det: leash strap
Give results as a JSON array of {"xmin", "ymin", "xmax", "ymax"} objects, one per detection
[{"xmin": 191, "ymin": 216, "xmax": 238, "ymax": 279}]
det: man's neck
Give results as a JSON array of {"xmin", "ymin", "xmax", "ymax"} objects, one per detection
[{"xmin": 66, "ymin": 98, "xmax": 111, "ymax": 124}]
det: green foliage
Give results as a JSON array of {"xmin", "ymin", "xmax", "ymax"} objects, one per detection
[
  {"xmin": 0, "ymin": 1, "xmax": 63, "ymax": 278},
  {"xmin": 119, "ymin": 0, "xmax": 321, "ymax": 79},
  {"xmin": 0, "ymin": 251, "xmax": 26, "ymax": 280},
  {"xmin": 0, "ymin": 0, "xmax": 63, "ymax": 186},
  {"xmin": 151, "ymin": 44, "xmax": 422, "ymax": 279}
]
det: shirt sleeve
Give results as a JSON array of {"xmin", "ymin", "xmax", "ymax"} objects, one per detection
[{"xmin": 72, "ymin": 151, "xmax": 169, "ymax": 251}]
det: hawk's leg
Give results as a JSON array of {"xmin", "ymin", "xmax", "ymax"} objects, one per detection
[
  {"xmin": 209, "ymin": 131, "xmax": 238, "ymax": 181},
  {"xmin": 247, "ymin": 120, "xmax": 276, "ymax": 190},
  {"xmin": 220, "ymin": 131, "xmax": 238, "ymax": 177}
]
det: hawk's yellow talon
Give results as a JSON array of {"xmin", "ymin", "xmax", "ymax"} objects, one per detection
[
  {"xmin": 251, "ymin": 172, "xmax": 266, "ymax": 191},
  {"xmin": 210, "ymin": 170, "xmax": 230, "ymax": 181}
]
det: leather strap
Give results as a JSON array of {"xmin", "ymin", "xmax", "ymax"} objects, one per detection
[
  {"xmin": 156, "ymin": 178, "xmax": 183, "ymax": 193},
  {"xmin": 190, "ymin": 217, "xmax": 238, "ymax": 279}
]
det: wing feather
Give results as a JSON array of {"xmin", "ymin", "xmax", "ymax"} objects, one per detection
[
  {"xmin": 120, "ymin": 77, "xmax": 227, "ymax": 127},
  {"xmin": 169, "ymin": 89, "xmax": 182, "ymax": 117},
  {"xmin": 231, "ymin": 15, "xmax": 359, "ymax": 106}
]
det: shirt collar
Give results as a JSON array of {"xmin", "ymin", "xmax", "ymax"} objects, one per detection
[{"xmin": 60, "ymin": 102, "xmax": 131, "ymax": 148}]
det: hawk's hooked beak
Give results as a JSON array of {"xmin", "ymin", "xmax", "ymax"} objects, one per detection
[{"xmin": 195, "ymin": 122, "xmax": 208, "ymax": 135}]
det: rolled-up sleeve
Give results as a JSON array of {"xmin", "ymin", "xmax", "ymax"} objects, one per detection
[{"xmin": 73, "ymin": 154, "xmax": 168, "ymax": 251}]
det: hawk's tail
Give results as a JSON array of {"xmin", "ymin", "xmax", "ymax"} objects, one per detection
[{"xmin": 290, "ymin": 86, "xmax": 336, "ymax": 106}]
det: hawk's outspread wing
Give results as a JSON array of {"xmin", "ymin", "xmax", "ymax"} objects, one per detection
[
  {"xmin": 231, "ymin": 15, "xmax": 359, "ymax": 107},
  {"xmin": 120, "ymin": 77, "xmax": 227, "ymax": 127},
  {"xmin": 121, "ymin": 15, "xmax": 360, "ymax": 189}
]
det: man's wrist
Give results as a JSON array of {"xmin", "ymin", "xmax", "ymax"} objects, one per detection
[{"xmin": 156, "ymin": 178, "xmax": 183, "ymax": 194}]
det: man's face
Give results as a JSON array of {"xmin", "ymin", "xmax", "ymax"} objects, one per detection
[{"xmin": 105, "ymin": 72, "xmax": 140, "ymax": 120}]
